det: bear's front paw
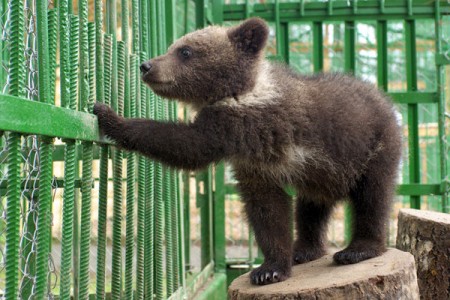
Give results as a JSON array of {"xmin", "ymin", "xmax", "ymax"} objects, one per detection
[
  {"xmin": 93, "ymin": 103, "xmax": 123, "ymax": 139},
  {"xmin": 250, "ymin": 262, "xmax": 290, "ymax": 285}
]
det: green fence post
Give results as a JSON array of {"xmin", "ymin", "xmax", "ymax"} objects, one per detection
[
  {"xmin": 434, "ymin": 0, "xmax": 449, "ymax": 213},
  {"xmin": 405, "ymin": 19, "xmax": 421, "ymax": 209},
  {"xmin": 95, "ymin": 0, "xmax": 111, "ymax": 300},
  {"xmin": 4, "ymin": 0, "xmax": 25, "ymax": 298},
  {"xmin": 343, "ymin": 20, "xmax": 356, "ymax": 244},
  {"xmin": 58, "ymin": 0, "xmax": 75, "ymax": 298},
  {"xmin": 214, "ymin": 163, "xmax": 226, "ymax": 273},
  {"xmin": 35, "ymin": 0, "xmax": 54, "ymax": 297},
  {"xmin": 111, "ymin": 41, "xmax": 125, "ymax": 300}
]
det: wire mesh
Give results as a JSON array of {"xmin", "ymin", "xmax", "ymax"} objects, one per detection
[{"xmin": 0, "ymin": 0, "xmax": 59, "ymax": 298}]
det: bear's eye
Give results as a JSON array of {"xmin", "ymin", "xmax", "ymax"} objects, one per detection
[{"xmin": 179, "ymin": 47, "xmax": 192, "ymax": 59}]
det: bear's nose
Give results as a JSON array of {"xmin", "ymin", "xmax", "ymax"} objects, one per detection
[{"xmin": 140, "ymin": 62, "xmax": 152, "ymax": 73}]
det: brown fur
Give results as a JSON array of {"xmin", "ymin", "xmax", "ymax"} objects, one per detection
[{"xmin": 94, "ymin": 18, "xmax": 402, "ymax": 285}]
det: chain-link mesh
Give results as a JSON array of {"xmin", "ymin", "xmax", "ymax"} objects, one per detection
[{"xmin": 0, "ymin": 0, "xmax": 58, "ymax": 298}]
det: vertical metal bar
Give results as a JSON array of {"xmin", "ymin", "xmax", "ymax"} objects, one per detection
[
  {"xmin": 69, "ymin": 15, "xmax": 81, "ymax": 299},
  {"xmin": 198, "ymin": 169, "xmax": 213, "ymax": 268},
  {"xmin": 5, "ymin": 133, "xmax": 21, "ymax": 300},
  {"xmin": 405, "ymin": 19, "xmax": 420, "ymax": 209},
  {"xmin": 125, "ymin": 54, "xmax": 137, "ymax": 300},
  {"xmin": 343, "ymin": 21, "xmax": 355, "ymax": 244},
  {"xmin": 153, "ymin": 1, "xmax": 165, "ymax": 298},
  {"xmin": 313, "ymin": 21, "xmax": 324, "ymax": 72},
  {"xmin": 111, "ymin": 41, "xmax": 126, "ymax": 300},
  {"xmin": 376, "ymin": 21, "xmax": 388, "ymax": 91},
  {"xmin": 48, "ymin": 9, "xmax": 58, "ymax": 103},
  {"xmin": 214, "ymin": 163, "xmax": 226, "ymax": 273},
  {"xmin": 78, "ymin": 0, "xmax": 93, "ymax": 298},
  {"xmin": 58, "ymin": 0, "xmax": 74, "ymax": 297},
  {"xmin": 93, "ymin": 2, "xmax": 104, "ymax": 237},
  {"xmin": 95, "ymin": 34, "xmax": 112, "ymax": 300},
  {"xmin": 4, "ymin": 0, "xmax": 25, "ymax": 298},
  {"xmin": 35, "ymin": 0, "xmax": 53, "ymax": 297},
  {"xmin": 434, "ymin": 1, "xmax": 448, "ymax": 212}
]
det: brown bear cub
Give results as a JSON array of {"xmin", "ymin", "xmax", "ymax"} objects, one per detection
[{"xmin": 94, "ymin": 18, "xmax": 402, "ymax": 285}]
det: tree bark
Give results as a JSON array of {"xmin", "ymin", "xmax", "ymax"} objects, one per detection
[{"xmin": 396, "ymin": 208, "xmax": 450, "ymax": 300}]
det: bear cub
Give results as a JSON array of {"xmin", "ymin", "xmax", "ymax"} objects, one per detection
[{"xmin": 94, "ymin": 18, "xmax": 402, "ymax": 285}]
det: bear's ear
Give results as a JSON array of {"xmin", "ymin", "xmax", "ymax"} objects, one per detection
[{"xmin": 227, "ymin": 18, "xmax": 269, "ymax": 56}]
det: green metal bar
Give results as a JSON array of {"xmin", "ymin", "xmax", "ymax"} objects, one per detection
[
  {"xmin": 5, "ymin": 133, "xmax": 21, "ymax": 300},
  {"xmin": 0, "ymin": 95, "xmax": 98, "ymax": 142},
  {"xmin": 153, "ymin": 1, "xmax": 165, "ymax": 298},
  {"xmin": 198, "ymin": 169, "xmax": 213, "ymax": 268},
  {"xmin": 343, "ymin": 20, "xmax": 355, "ymax": 244},
  {"xmin": 78, "ymin": 0, "xmax": 93, "ymax": 297},
  {"xmin": 48, "ymin": 9, "xmax": 58, "ymax": 103},
  {"xmin": 59, "ymin": 0, "xmax": 71, "ymax": 109},
  {"xmin": 79, "ymin": 141, "xmax": 93, "ymax": 300},
  {"xmin": 182, "ymin": 172, "xmax": 191, "ymax": 273},
  {"xmin": 35, "ymin": 138, "xmax": 54, "ymax": 299},
  {"xmin": 95, "ymin": 145, "xmax": 109, "ymax": 299},
  {"xmin": 214, "ymin": 162, "xmax": 226, "ymax": 273},
  {"xmin": 125, "ymin": 54, "xmax": 137, "ymax": 300},
  {"xmin": 35, "ymin": 0, "xmax": 54, "ymax": 297},
  {"xmin": 132, "ymin": 0, "xmax": 140, "ymax": 53},
  {"xmin": 95, "ymin": 34, "xmax": 113, "ymax": 300},
  {"xmin": 164, "ymin": 108, "xmax": 174, "ymax": 296},
  {"xmin": 70, "ymin": 15, "xmax": 79, "ymax": 110},
  {"xmin": 111, "ymin": 41, "xmax": 126, "ymax": 300},
  {"xmin": 60, "ymin": 139, "xmax": 76, "ymax": 300},
  {"xmin": 377, "ymin": 20, "xmax": 388, "ymax": 91},
  {"xmin": 405, "ymin": 19, "xmax": 420, "ymax": 209},
  {"xmin": 397, "ymin": 184, "xmax": 442, "ymax": 196},
  {"xmin": 69, "ymin": 15, "xmax": 80, "ymax": 299},
  {"xmin": 88, "ymin": 23, "xmax": 96, "ymax": 113},
  {"xmin": 222, "ymin": 1, "xmax": 450, "ymax": 22},
  {"xmin": 58, "ymin": 0, "xmax": 74, "ymax": 296},
  {"xmin": 434, "ymin": 0, "xmax": 449, "ymax": 212},
  {"xmin": 313, "ymin": 21, "xmax": 323, "ymax": 72},
  {"xmin": 4, "ymin": 0, "xmax": 25, "ymax": 298}
]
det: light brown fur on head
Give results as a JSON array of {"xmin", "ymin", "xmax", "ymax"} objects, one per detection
[{"xmin": 141, "ymin": 18, "xmax": 269, "ymax": 107}]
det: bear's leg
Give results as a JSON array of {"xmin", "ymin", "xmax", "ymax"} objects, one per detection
[
  {"xmin": 293, "ymin": 199, "xmax": 332, "ymax": 264},
  {"xmin": 333, "ymin": 171, "xmax": 394, "ymax": 265},
  {"xmin": 239, "ymin": 182, "xmax": 292, "ymax": 285}
]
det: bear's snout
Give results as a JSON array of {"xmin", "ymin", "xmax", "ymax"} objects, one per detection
[{"xmin": 140, "ymin": 61, "xmax": 152, "ymax": 74}]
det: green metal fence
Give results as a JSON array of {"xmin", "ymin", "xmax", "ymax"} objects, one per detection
[{"xmin": 0, "ymin": 0, "xmax": 448, "ymax": 299}]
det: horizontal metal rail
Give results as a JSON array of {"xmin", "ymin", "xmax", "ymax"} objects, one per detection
[{"xmin": 223, "ymin": 1, "xmax": 450, "ymax": 22}]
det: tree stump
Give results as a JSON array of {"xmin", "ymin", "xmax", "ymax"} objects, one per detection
[
  {"xmin": 228, "ymin": 248, "xmax": 419, "ymax": 300},
  {"xmin": 396, "ymin": 208, "xmax": 450, "ymax": 300}
]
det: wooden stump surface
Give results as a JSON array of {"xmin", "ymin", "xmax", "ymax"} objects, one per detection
[{"xmin": 229, "ymin": 248, "xmax": 419, "ymax": 300}]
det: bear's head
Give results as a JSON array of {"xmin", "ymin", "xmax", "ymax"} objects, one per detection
[{"xmin": 140, "ymin": 18, "xmax": 269, "ymax": 107}]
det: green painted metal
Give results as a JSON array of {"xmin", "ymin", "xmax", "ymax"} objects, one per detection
[
  {"xmin": 4, "ymin": 0, "xmax": 25, "ymax": 298},
  {"xmin": 405, "ymin": 19, "xmax": 421, "ymax": 209},
  {"xmin": 312, "ymin": 21, "xmax": 323, "ymax": 72},
  {"xmin": 0, "ymin": 94, "xmax": 98, "ymax": 141},
  {"xmin": 343, "ymin": 20, "xmax": 356, "ymax": 244},
  {"xmin": 125, "ymin": 55, "xmax": 137, "ymax": 300},
  {"xmin": 223, "ymin": 1, "xmax": 450, "ymax": 22},
  {"xmin": 59, "ymin": 3, "xmax": 75, "ymax": 299},
  {"xmin": 35, "ymin": 0, "xmax": 54, "ymax": 297},
  {"xmin": 5, "ymin": 133, "xmax": 21, "ymax": 300},
  {"xmin": 48, "ymin": 9, "xmax": 58, "ymax": 103},
  {"xmin": 111, "ymin": 41, "xmax": 125, "ymax": 300},
  {"xmin": 434, "ymin": 0, "xmax": 449, "ymax": 213}
]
